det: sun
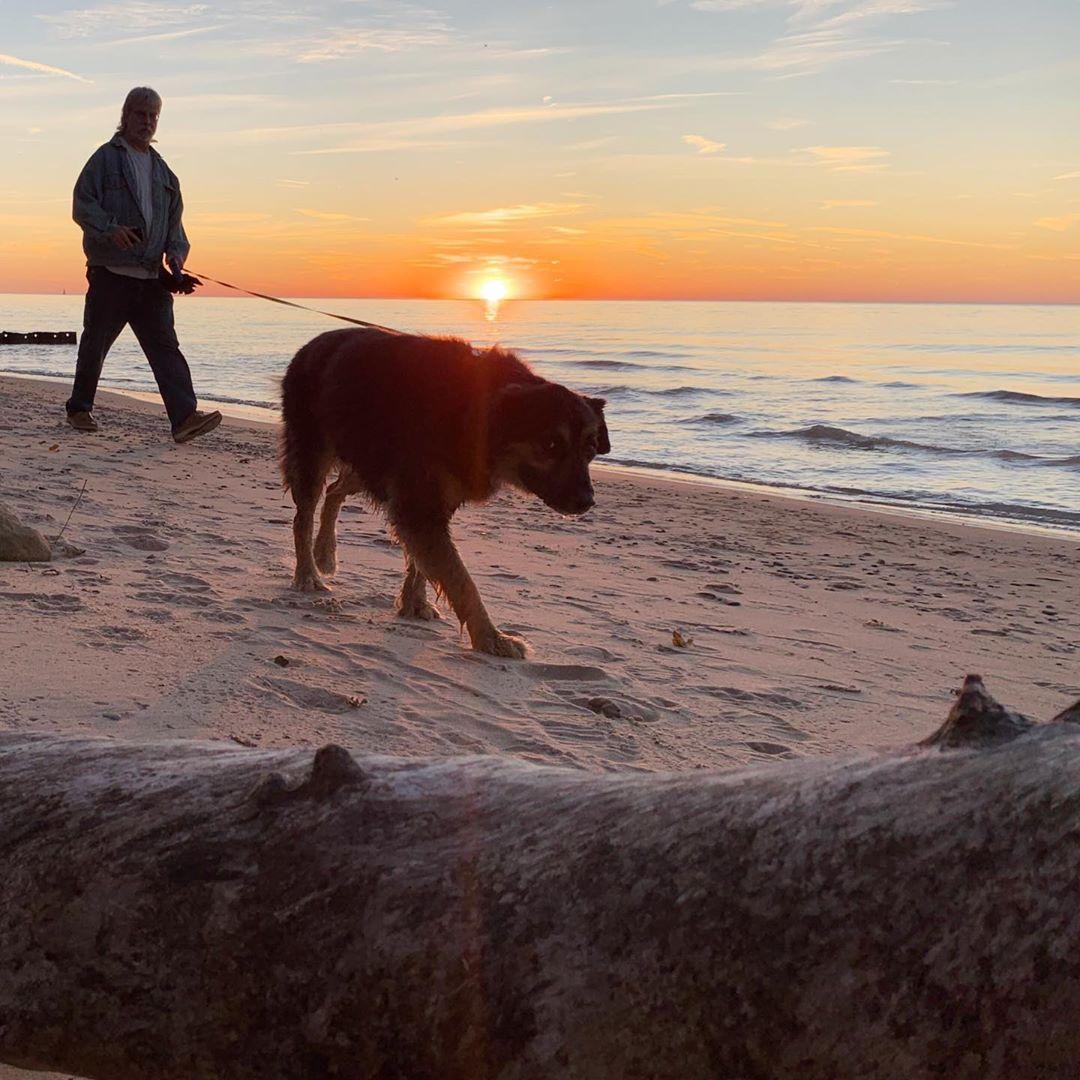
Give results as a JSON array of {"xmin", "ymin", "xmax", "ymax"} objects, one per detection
[{"xmin": 479, "ymin": 278, "xmax": 508, "ymax": 304}]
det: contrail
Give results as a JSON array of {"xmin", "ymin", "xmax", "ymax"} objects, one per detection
[{"xmin": 0, "ymin": 53, "xmax": 91, "ymax": 82}]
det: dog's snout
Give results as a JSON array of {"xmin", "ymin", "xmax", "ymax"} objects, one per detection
[{"xmin": 569, "ymin": 489, "xmax": 594, "ymax": 514}]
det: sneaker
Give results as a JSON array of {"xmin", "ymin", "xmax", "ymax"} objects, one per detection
[
  {"xmin": 173, "ymin": 409, "xmax": 222, "ymax": 444},
  {"xmin": 67, "ymin": 411, "xmax": 99, "ymax": 432}
]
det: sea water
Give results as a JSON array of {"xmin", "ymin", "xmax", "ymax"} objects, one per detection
[{"xmin": 2, "ymin": 294, "xmax": 1077, "ymax": 535}]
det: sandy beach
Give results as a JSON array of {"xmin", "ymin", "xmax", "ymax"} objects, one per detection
[
  {"xmin": 1, "ymin": 373, "xmax": 1078, "ymax": 1080},
  {"xmin": 2, "ymin": 372, "xmax": 1076, "ymax": 770}
]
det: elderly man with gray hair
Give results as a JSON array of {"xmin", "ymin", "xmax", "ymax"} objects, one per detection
[{"xmin": 67, "ymin": 86, "xmax": 221, "ymax": 443}]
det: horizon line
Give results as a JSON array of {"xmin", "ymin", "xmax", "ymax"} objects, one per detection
[{"xmin": 2, "ymin": 290, "xmax": 1079, "ymax": 308}]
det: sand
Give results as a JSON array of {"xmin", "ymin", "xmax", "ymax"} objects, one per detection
[
  {"xmin": 2, "ymin": 372, "xmax": 1076, "ymax": 767},
  {"xmin": 1, "ymin": 372, "xmax": 1077, "ymax": 1079}
]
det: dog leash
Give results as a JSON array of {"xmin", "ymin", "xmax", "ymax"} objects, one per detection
[{"xmin": 184, "ymin": 269, "xmax": 402, "ymax": 334}]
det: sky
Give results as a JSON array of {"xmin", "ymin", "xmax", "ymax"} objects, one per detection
[{"xmin": 1, "ymin": 0, "xmax": 1079, "ymax": 302}]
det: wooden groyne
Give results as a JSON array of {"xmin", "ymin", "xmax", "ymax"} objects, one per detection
[{"xmin": 0, "ymin": 331, "xmax": 76, "ymax": 345}]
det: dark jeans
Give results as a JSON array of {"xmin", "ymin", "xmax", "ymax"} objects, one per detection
[{"xmin": 67, "ymin": 266, "xmax": 197, "ymax": 430}]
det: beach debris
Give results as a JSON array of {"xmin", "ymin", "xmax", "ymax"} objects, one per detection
[
  {"xmin": 586, "ymin": 696, "xmax": 623, "ymax": 719},
  {"xmin": 272, "ymin": 655, "xmax": 290, "ymax": 667},
  {"xmin": 54, "ymin": 479, "xmax": 87, "ymax": 544},
  {"xmin": 0, "ymin": 503, "xmax": 51, "ymax": 562},
  {"xmin": 346, "ymin": 695, "xmax": 365, "ymax": 709},
  {"xmin": 672, "ymin": 629, "xmax": 693, "ymax": 648},
  {"xmin": 921, "ymin": 674, "xmax": 1034, "ymax": 748}
]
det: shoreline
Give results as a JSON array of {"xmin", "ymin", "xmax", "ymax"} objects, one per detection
[{"xmin": 4, "ymin": 370, "xmax": 1075, "ymax": 545}]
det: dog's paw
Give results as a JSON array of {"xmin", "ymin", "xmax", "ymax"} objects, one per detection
[
  {"xmin": 292, "ymin": 571, "xmax": 331, "ymax": 593},
  {"xmin": 397, "ymin": 596, "xmax": 441, "ymax": 621},
  {"xmin": 472, "ymin": 627, "xmax": 528, "ymax": 659}
]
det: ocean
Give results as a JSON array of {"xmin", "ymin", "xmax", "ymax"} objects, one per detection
[{"xmin": 2, "ymin": 293, "xmax": 1078, "ymax": 536}]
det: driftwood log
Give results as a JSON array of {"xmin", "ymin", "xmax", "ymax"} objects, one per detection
[{"xmin": 2, "ymin": 677, "xmax": 1079, "ymax": 1080}]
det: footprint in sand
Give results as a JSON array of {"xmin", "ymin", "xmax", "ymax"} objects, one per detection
[
  {"xmin": 4, "ymin": 592, "xmax": 83, "ymax": 614},
  {"xmin": 745, "ymin": 740, "xmax": 794, "ymax": 757},
  {"xmin": 521, "ymin": 662, "xmax": 610, "ymax": 682},
  {"xmin": 112, "ymin": 525, "xmax": 169, "ymax": 552},
  {"xmin": 575, "ymin": 694, "xmax": 660, "ymax": 723},
  {"xmin": 261, "ymin": 675, "xmax": 365, "ymax": 714}
]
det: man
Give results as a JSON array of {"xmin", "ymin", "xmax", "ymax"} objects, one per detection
[{"xmin": 67, "ymin": 86, "xmax": 221, "ymax": 444}]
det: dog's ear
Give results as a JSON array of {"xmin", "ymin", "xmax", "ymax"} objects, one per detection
[{"xmin": 586, "ymin": 396, "xmax": 610, "ymax": 455}]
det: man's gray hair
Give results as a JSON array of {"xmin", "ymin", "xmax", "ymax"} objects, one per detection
[{"xmin": 116, "ymin": 86, "xmax": 162, "ymax": 134}]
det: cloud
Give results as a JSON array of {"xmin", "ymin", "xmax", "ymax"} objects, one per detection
[
  {"xmin": 799, "ymin": 144, "xmax": 891, "ymax": 171},
  {"xmin": 1053, "ymin": 171, "xmax": 1080, "ymax": 182},
  {"xmin": 766, "ymin": 117, "xmax": 810, "ymax": 130},
  {"xmin": 295, "ymin": 209, "xmax": 371, "ymax": 222},
  {"xmin": 685, "ymin": 0, "xmax": 945, "ymax": 78},
  {"xmin": 423, "ymin": 203, "xmax": 586, "ymax": 227},
  {"xmin": 287, "ymin": 101, "xmax": 682, "ymax": 155},
  {"xmin": 683, "ymin": 134, "xmax": 727, "ymax": 154},
  {"xmin": 1034, "ymin": 213, "xmax": 1080, "ymax": 232},
  {"xmin": 38, "ymin": 2, "xmax": 211, "ymax": 36},
  {"xmin": 294, "ymin": 26, "xmax": 452, "ymax": 61},
  {"xmin": 808, "ymin": 225, "xmax": 1009, "ymax": 249},
  {"xmin": 821, "ymin": 199, "xmax": 878, "ymax": 208},
  {"xmin": 0, "ymin": 53, "xmax": 90, "ymax": 82},
  {"xmin": 95, "ymin": 25, "xmax": 216, "ymax": 46}
]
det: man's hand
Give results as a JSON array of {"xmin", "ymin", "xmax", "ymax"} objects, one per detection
[{"xmin": 109, "ymin": 225, "xmax": 141, "ymax": 250}]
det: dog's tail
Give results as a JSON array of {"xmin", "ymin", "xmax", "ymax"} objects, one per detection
[{"xmin": 279, "ymin": 342, "xmax": 328, "ymax": 497}]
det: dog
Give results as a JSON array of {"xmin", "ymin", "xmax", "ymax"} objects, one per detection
[{"xmin": 280, "ymin": 327, "xmax": 610, "ymax": 658}]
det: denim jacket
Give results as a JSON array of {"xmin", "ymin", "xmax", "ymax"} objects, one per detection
[{"xmin": 72, "ymin": 134, "xmax": 190, "ymax": 272}]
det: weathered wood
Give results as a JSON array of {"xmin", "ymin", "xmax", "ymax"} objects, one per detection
[{"xmin": 2, "ymin": 677, "xmax": 1079, "ymax": 1080}]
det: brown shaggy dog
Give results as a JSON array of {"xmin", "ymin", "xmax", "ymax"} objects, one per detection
[{"xmin": 280, "ymin": 327, "xmax": 610, "ymax": 658}]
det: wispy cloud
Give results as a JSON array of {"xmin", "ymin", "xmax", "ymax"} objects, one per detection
[
  {"xmin": 296, "ymin": 208, "xmax": 371, "ymax": 223},
  {"xmin": 1053, "ymin": 171, "xmax": 1080, "ymax": 182},
  {"xmin": 423, "ymin": 202, "xmax": 586, "ymax": 227},
  {"xmin": 38, "ymin": 2, "xmax": 211, "ymax": 36},
  {"xmin": 0, "ymin": 53, "xmax": 90, "ymax": 82},
  {"xmin": 294, "ymin": 26, "xmax": 452, "ymax": 61},
  {"xmin": 286, "ymin": 100, "xmax": 682, "ymax": 155},
  {"xmin": 821, "ymin": 199, "xmax": 878, "ymax": 208},
  {"xmin": 799, "ymin": 144, "xmax": 891, "ymax": 171},
  {"xmin": 1034, "ymin": 213, "xmax": 1080, "ymax": 232},
  {"xmin": 683, "ymin": 134, "xmax": 726, "ymax": 154},
  {"xmin": 766, "ymin": 117, "xmax": 810, "ymax": 130},
  {"xmin": 808, "ymin": 225, "xmax": 1009, "ymax": 249},
  {"xmin": 95, "ymin": 25, "xmax": 216, "ymax": 47},
  {"xmin": 685, "ymin": 0, "xmax": 946, "ymax": 78}
]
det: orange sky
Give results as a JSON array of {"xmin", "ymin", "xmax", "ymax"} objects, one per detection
[{"xmin": 3, "ymin": 1, "xmax": 1079, "ymax": 302}]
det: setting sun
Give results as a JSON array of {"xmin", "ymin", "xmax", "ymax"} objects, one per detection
[{"xmin": 479, "ymin": 279, "xmax": 509, "ymax": 304}]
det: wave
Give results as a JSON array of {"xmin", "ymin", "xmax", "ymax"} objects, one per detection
[
  {"xmin": 654, "ymin": 385, "xmax": 712, "ymax": 397},
  {"xmin": 885, "ymin": 342, "xmax": 1080, "ymax": 354},
  {"xmin": 812, "ymin": 375, "xmax": 859, "ymax": 383},
  {"xmin": 746, "ymin": 424, "xmax": 1079, "ymax": 467},
  {"xmin": 605, "ymin": 459, "xmax": 1080, "ymax": 530},
  {"xmin": 201, "ymin": 393, "xmax": 277, "ymax": 410},
  {"xmin": 0, "ymin": 366, "xmax": 71, "ymax": 380},
  {"xmin": 954, "ymin": 390, "xmax": 1080, "ymax": 408},
  {"xmin": 749, "ymin": 424, "xmax": 934, "ymax": 453},
  {"xmin": 682, "ymin": 412, "xmax": 741, "ymax": 426},
  {"xmin": 880, "ymin": 381, "xmax": 920, "ymax": 389},
  {"xmin": 557, "ymin": 358, "xmax": 640, "ymax": 371}
]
